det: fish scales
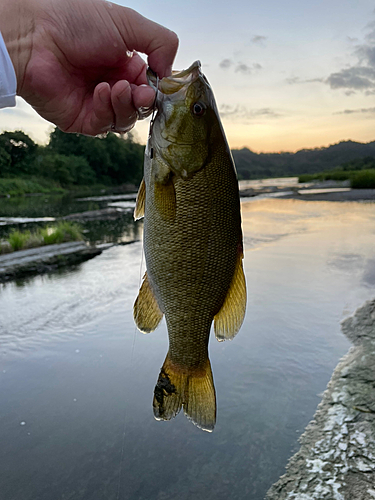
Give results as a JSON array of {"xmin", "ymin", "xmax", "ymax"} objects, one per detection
[{"xmin": 134, "ymin": 61, "xmax": 246, "ymax": 431}]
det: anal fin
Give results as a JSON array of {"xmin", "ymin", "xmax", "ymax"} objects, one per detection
[
  {"xmin": 133, "ymin": 271, "xmax": 163, "ymax": 333},
  {"xmin": 134, "ymin": 178, "xmax": 145, "ymax": 220},
  {"xmin": 214, "ymin": 252, "xmax": 246, "ymax": 342}
]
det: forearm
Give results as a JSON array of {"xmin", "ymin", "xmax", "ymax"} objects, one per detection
[{"xmin": 0, "ymin": 0, "xmax": 34, "ymax": 93}]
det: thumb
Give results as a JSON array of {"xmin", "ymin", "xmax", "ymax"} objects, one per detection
[{"xmin": 106, "ymin": 3, "xmax": 178, "ymax": 78}]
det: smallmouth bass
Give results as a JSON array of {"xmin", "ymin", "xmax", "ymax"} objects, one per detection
[{"xmin": 133, "ymin": 61, "xmax": 246, "ymax": 431}]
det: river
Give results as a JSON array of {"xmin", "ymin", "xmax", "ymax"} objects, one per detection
[{"xmin": 1, "ymin": 193, "xmax": 375, "ymax": 500}]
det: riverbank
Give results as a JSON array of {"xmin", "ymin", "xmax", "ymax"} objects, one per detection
[
  {"xmin": 266, "ymin": 298, "xmax": 375, "ymax": 500},
  {"xmin": 0, "ymin": 241, "xmax": 102, "ymax": 283},
  {"xmin": 0, "ymin": 177, "xmax": 139, "ymax": 198}
]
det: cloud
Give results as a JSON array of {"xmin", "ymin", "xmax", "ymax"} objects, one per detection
[
  {"xmin": 326, "ymin": 66, "xmax": 375, "ymax": 90},
  {"xmin": 286, "ymin": 76, "xmax": 324, "ymax": 85},
  {"xmin": 251, "ymin": 35, "xmax": 267, "ymax": 45},
  {"xmin": 326, "ymin": 22, "xmax": 375, "ymax": 93},
  {"xmin": 235, "ymin": 64, "xmax": 253, "ymax": 75},
  {"xmin": 220, "ymin": 60, "xmax": 262, "ymax": 75},
  {"xmin": 219, "ymin": 58, "xmax": 234, "ymax": 69},
  {"xmin": 219, "ymin": 104, "xmax": 282, "ymax": 122},
  {"xmin": 334, "ymin": 107, "xmax": 375, "ymax": 115}
]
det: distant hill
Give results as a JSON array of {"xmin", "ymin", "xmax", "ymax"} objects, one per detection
[{"xmin": 232, "ymin": 140, "xmax": 375, "ymax": 179}]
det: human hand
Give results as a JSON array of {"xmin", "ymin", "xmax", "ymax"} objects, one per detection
[{"xmin": 0, "ymin": 0, "xmax": 178, "ymax": 135}]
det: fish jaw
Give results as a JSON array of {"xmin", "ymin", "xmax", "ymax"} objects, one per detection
[{"xmin": 147, "ymin": 61, "xmax": 219, "ymax": 180}]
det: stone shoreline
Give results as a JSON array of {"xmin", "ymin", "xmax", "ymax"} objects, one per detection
[
  {"xmin": 0, "ymin": 241, "xmax": 102, "ymax": 283},
  {"xmin": 266, "ymin": 299, "xmax": 375, "ymax": 500}
]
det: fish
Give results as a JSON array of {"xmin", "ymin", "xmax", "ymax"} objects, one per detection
[{"xmin": 133, "ymin": 61, "xmax": 246, "ymax": 432}]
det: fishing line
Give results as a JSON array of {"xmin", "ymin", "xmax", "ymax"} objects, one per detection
[
  {"xmin": 117, "ymin": 72, "xmax": 159, "ymax": 500},
  {"xmin": 116, "ymin": 244, "xmax": 145, "ymax": 500},
  {"xmin": 116, "ymin": 250, "xmax": 144, "ymax": 500}
]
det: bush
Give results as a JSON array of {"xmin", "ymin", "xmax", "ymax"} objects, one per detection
[
  {"xmin": 324, "ymin": 171, "xmax": 350, "ymax": 181},
  {"xmin": 298, "ymin": 173, "xmax": 325, "ymax": 183},
  {"xmin": 350, "ymin": 170, "xmax": 375, "ymax": 189},
  {"xmin": 8, "ymin": 229, "xmax": 31, "ymax": 251},
  {"xmin": 0, "ymin": 177, "xmax": 64, "ymax": 196},
  {"xmin": 40, "ymin": 222, "xmax": 83, "ymax": 245},
  {"xmin": 4, "ymin": 222, "xmax": 83, "ymax": 252}
]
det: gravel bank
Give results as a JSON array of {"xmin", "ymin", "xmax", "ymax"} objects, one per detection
[{"xmin": 266, "ymin": 299, "xmax": 375, "ymax": 500}]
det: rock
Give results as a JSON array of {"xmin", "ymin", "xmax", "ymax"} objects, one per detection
[
  {"xmin": 266, "ymin": 299, "xmax": 375, "ymax": 500},
  {"xmin": 0, "ymin": 241, "xmax": 102, "ymax": 283},
  {"xmin": 0, "ymin": 240, "xmax": 13, "ymax": 254},
  {"xmin": 63, "ymin": 207, "xmax": 130, "ymax": 221}
]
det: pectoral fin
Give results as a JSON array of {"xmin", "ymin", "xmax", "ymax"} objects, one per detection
[
  {"xmin": 134, "ymin": 178, "xmax": 146, "ymax": 220},
  {"xmin": 133, "ymin": 272, "xmax": 163, "ymax": 333},
  {"xmin": 154, "ymin": 179, "xmax": 176, "ymax": 222},
  {"xmin": 214, "ymin": 252, "xmax": 246, "ymax": 341}
]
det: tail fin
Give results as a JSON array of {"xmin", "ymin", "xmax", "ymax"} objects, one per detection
[{"xmin": 153, "ymin": 352, "xmax": 216, "ymax": 432}]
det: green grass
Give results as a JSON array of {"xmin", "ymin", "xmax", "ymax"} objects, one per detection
[
  {"xmin": 350, "ymin": 170, "xmax": 375, "ymax": 189},
  {"xmin": 1, "ymin": 222, "xmax": 83, "ymax": 253},
  {"xmin": 40, "ymin": 222, "xmax": 83, "ymax": 245},
  {"xmin": 7, "ymin": 229, "xmax": 31, "ymax": 251},
  {"xmin": 298, "ymin": 169, "xmax": 372, "ymax": 184},
  {"xmin": 0, "ymin": 177, "xmax": 65, "ymax": 196},
  {"xmin": 298, "ymin": 161, "xmax": 375, "ymax": 184}
]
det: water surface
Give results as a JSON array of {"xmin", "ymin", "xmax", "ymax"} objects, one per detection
[{"xmin": 1, "ymin": 198, "xmax": 375, "ymax": 500}]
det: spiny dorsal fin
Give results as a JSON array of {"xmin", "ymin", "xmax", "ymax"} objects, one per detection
[
  {"xmin": 154, "ymin": 179, "xmax": 176, "ymax": 222},
  {"xmin": 134, "ymin": 178, "xmax": 146, "ymax": 220},
  {"xmin": 133, "ymin": 271, "xmax": 163, "ymax": 333},
  {"xmin": 214, "ymin": 252, "xmax": 246, "ymax": 342}
]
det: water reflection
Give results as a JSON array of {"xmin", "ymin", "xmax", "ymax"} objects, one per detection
[
  {"xmin": 363, "ymin": 259, "xmax": 375, "ymax": 287},
  {"xmin": 0, "ymin": 191, "xmax": 140, "ymax": 246},
  {"xmin": 0, "ymin": 198, "xmax": 375, "ymax": 500}
]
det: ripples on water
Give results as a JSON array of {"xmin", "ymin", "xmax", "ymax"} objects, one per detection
[{"xmin": 1, "ymin": 198, "xmax": 375, "ymax": 500}]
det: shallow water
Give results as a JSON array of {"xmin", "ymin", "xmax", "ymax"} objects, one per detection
[
  {"xmin": 0, "ymin": 192, "xmax": 140, "ymax": 246},
  {"xmin": 1, "ymin": 198, "xmax": 375, "ymax": 500}
]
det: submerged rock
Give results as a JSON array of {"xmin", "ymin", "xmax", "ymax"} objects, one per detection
[
  {"xmin": 0, "ymin": 241, "xmax": 102, "ymax": 283},
  {"xmin": 266, "ymin": 299, "xmax": 375, "ymax": 500}
]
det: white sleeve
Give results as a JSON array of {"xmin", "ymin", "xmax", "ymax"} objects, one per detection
[{"xmin": 0, "ymin": 31, "xmax": 17, "ymax": 108}]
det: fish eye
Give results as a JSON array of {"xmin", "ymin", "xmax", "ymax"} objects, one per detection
[{"xmin": 192, "ymin": 102, "xmax": 206, "ymax": 116}]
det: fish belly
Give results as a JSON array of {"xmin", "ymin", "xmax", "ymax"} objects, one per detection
[{"xmin": 144, "ymin": 155, "xmax": 241, "ymax": 367}]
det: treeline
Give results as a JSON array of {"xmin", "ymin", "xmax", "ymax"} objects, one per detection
[
  {"xmin": 232, "ymin": 140, "xmax": 375, "ymax": 180},
  {"xmin": 0, "ymin": 128, "xmax": 145, "ymax": 187},
  {"xmin": 2, "ymin": 130, "xmax": 375, "ymax": 190}
]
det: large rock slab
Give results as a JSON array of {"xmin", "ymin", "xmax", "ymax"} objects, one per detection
[
  {"xmin": 266, "ymin": 299, "xmax": 375, "ymax": 500},
  {"xmin": 0, "ymin": 242, "xmax": 102, "ymax": 282}
]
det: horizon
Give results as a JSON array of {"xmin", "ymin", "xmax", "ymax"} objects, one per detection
[
  {"xmin": 1, "ymin": 0, "xmax": 375, "ymax": 153},
  {"xmin": 2, "ymin": 126, "xmax": 374, "ymax": 156}
]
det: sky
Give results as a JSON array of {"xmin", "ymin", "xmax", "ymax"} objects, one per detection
[{"xmin": 1, "ymin": 0, "xmax": 375, "ymax": 153}]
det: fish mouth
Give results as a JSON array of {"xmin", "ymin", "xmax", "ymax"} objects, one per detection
[{"xmin": 147, "ymin": 61, "xmax": 202, "ymax": 95}]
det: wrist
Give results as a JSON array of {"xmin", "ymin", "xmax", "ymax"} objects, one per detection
[{"xmin": 0, "ymin": 0, "xmax": 35, "ymax": 95}]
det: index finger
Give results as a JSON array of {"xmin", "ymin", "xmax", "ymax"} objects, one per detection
[{"xmin": 105, "ymin": 4, "xmax": 179, "ymax": 78}]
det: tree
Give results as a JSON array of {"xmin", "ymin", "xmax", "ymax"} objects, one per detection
[
  {"xmin": 0, "ymin": 143, "xmax": 11, "ymax": 175},
  {"xmin": 0, "ymin": 131, "xmax": 38, "ymax": 174},
  {"xmin": 47, "ymin": 127, "xmax": 144, "ymax": 185},
  {"xmin": 37, "ymin": 152, "xmax": 96, "ymax": 186}
]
